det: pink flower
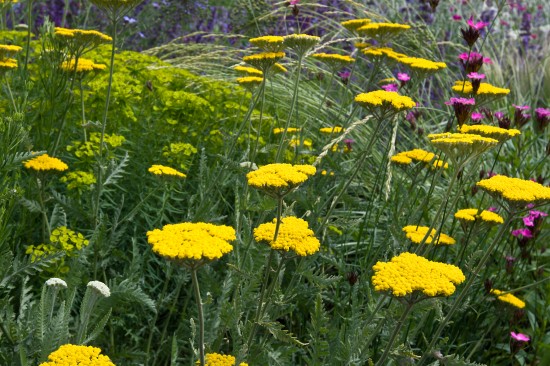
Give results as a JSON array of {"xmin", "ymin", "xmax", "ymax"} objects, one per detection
[
  {"xmin": 289, "ymin": 0, "xmax": 299, "ymax": 4},
  {"xmin": 513, "ymin": 104, "xmax": 530, "ymax": 111},
  {"xmin": 397, "ymin": 72, "xmax": 410, "ymax": 82},
  {"xmin": 487, "ymin": 207, "xmax": 498, "ymax": 212},
  {"xmin": 471, "ymin": 112, "xmax": 484, "ymax": 121},
  {"xmin": 467, "ymin": 72, "xmax": 486, "ymax": 80},
  {"xmin": 452, "ymin": 14, "xmax": 462, "ymax": 21},
  {"xmin": 445, "ymin": 97, "xmax": 475, "ymax": 106},
  {"xmin": 511, "ymin": 332, "xmax": 530, "ymax": 342},
  {"xmin": 511, "ymin": 228, "xmax": 533, "ymax": 238},
  {"xmin": 467, "ymin": 17, "xmax": 489, "ymax": 30},
  {"xmin": 381, "ymin": 84, "xmax": 399, "ymax": 92},
  {"xmin": 494, "ymin": 111, "xmax": 504, "ymax": 119}
]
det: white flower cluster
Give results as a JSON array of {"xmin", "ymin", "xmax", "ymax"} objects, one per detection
[
  {"xmin": 87, "ymin": 280, "xmax": 111, "ymax": 298},
  {"xmin": 45, "ymin": 278, "xmax": 68, "ymax": 288}
]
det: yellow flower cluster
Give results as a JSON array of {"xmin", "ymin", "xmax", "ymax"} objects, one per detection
[
  {"xmin": 246, "ymin": 163, "xmax": 316, "ymax": 196},
  {"xmin": 372, "ymin": 252, "xmax": 465, "ymax": 297},
  {"xmin": 234, "ymin": 65, "xmax": 263, "ymax": 77},
  {"xmin": 272, "ymin": 63, "xmax": 288, "ymax": 73},
  {"xmin": 454, "ymin": 208, "xmax": 504, "ymax": 224},
  {"xmin": 0, "ymin": 44, "xmax": 22, "ymax": 59},
  {"xmin": 236, "ymin": 76, "xmax": 263, "ymax": 88},
  {"xmin": 491, "ymin": 289, "xmax": 526, "ymax": 309},
  {"xmin": 254, "ymin": 216, "xmax": 320, "ymax": 256},
  {"xmin": 362, "ymin": 47, "xmax": 406, "ymax": 60},
  {"xmin": 341, "ymin": 18, "xmax": 371, "ymax": 32},
  {"xmin": 148, "ymin": 164, "xmax": 186, "ymax": 178},
  {"xmin": 24, "ymin": 154, "xmax": 69, "ymax": 172},
  {"xmin": 312, "ymin": 53, "xmax": 355, "ymax": 69},
  {"xmin": 289, "ymin": 138, "xmax": 312, "ymax": 148},
  {"xmin": 398, "ymin": 56, "xmax": 447, "ymax": 72},
  {"xmin": 60, "ymin": 170, "xmax": 96, "ymax": 190},
  {"xmin": 319, "ymin": 126, "xmax": 344, "ymax": 134},
  {"xmin": 273, "ymin": 127, "xmax": 300, "ymax": 135},
  {"xmin": 249, "ymin": 35, "xmax": 285, "ymax": 52},
  {"xmin": 51, "ymin": 226, "xmax": 89, "ymax": 251},
  {"xmin": 452, "ymin": 81, "xmax": 510, "ymax": 96},
  {"xmin": 40, "ymin": 344, "xmax": 115, "ymax": 366},
  {"xmin": 54, "ymin": 27, "xmax": 112, "ymax": 53},
  {"xmin": 60, "ymin": 58, "xmax": 106, "ymax": 73},
  {"xmin": 476, "ymin": 175, "xmax": 550, "ymax": 205},
  {"xmin": 391, "ymin": 149, "xmax": 448, "ymax": 169},
  {"xmin": 243, "ymin": 52, "xmax": 285, "ymax": 71},
  {"xmin": 428, "ymin": 133, "xmax": 498, "ymax": 163},
  {"xmin": 402, "ymin": 225, "xmax": 456, "ymax": 245},
  {"xmin": 357, "ymin": 22, "xmax": 411, "ymax": 41},
  {"xmin": 355, "ymin": 90, "xmax": 416, "ymax": 112},
  {"xmin": 199, "ymin": 353, "xmax": 248, "ymax": 366},
  {"xmin": 458, "ymin": 124, "xmax": 520, "ymax": 143},
  {"xmin": 0, "ymin": 57, "xmax": 17, "ymax": 71},
  {"xmin": 283, "ymin": 34, "xmax": 320, "ymax": 54},
  {"xmin": 146, "ymin": 222, "xmax": 236, "ymax": 264}
]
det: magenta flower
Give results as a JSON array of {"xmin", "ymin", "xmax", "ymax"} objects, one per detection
[
  {"xmin": 381, "ymin": 84, "xmax": 399, "ymax": 92},
  {"xmin": 487, "ymin": 207, "xmax": 498, "ymax": 212},
  {"xmin": 513, "ymin": 104, "xmax": 530, "ymax": 111},
  {"xmin": 511, "ymin": 228, "xmax": 533, "ymax": 238},
  {"xmin": 467, "ymin": 72, "xmax": 486, "ymax": 80},
  {"xmin": 471, "ymin": 112, "xmax": 483, "ymax": 121},
  {"xmin": 494, "ymin": 111, "xmax": 504, "ymax": 119},
  {"xmin": 445, "ymin": 97, "xmax": 475, "ymax": 106},
  {"xmin": 289, "ymin": 0, "xmax": 299, "ymax": 4},
  {"xmin": 524, "ymin": 210, "xmax": 548, "ymax": 226},
  {"xmin": 510, "ymin": 332, "xmax": 530, "ymax": 342},
  {"xmin": 397, "ymin": 72, "xmax": 410, "ymax": 82},
  {"xmin": 467, "ymin": 17, "xmax": 489, "ymax": 30},
  {"xmin": 534, "ymin": 107, "xmax": 550, "ymax": 131},
  {"xmin": 344, "ymin": 138, "xmax": 354, "ymax": 151},
  {"xmin": 446, "ymin": 97, "xmax": 475, "ymax": 127},
  {"xmin": 535, "ymin": 107, "xmax": 550, "ymax": 119},
  {"xmin": 452, "ymin": 14, "xmax": 462, "ymax": 21}
]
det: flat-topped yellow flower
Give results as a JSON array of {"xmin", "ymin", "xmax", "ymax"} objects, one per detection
[
  {"xmin": 272, "ymin": 62, "xmax": 288, "ymax": 73},
  {"xmin": 398, "ymin": 56, "xmax": 447, "ymax": 72},
  {"xmin": 283, "ymin": 34, "xmax": 320, "ymax": 55},
  {"xmin": 458, "ymin": 124, "xmax": 520, "ymax": 143},
  {"xmin": 491, "ymin": 289, "xmax": 525, "ymax": 309},
  {"xmin": 254, "ymin": 216, "xmax": 320, "ymax": 256},
  {"xmin": 428, "ymin": 133, "xmax": 498, "ymax": 164},
  {"xmin": 236, "ymin": 76, "xmax": 263, "ymax": 89},
  {"xmin": 246, "ymin": 163, "xmax": 316, "ymax": 196},
  {"xmin": 341, "ymin": 18, "xmax": 371, "ymax": 32},
  {"xmin": 233, "ymin": 65, "xmax": 263, "ymax": 77},
  {"xmin": 476, "ymin": 175, "xmax": 550, "ymax": 205},
  {"xmin": 319, "ymin": 126, "xmax": 344, "ymax": 134},
  {"xmin": 312, "ymin": 53, "xmax": 355, "ymax": 70},
  {"xmin": 355, "ymin": 90, "xmax": 415, "ymax": 112},
  {"xmin": 243, "ymin": 52, "xmax": 285, "ymax": 72},
  {"xmin": 40, "ymin": 344, "xmax": 115, "ymax": 366},
  {"xmin": 249, "ymin": 35, "xmax": 285, "ymax": 52},
  {"xmin": 198, "ymin": 352, "xmax": 248, "ymax": 366},
  {"xmin": 54, "ymin": 27, "xmax": 112, "ymax": 54},
  {"xmin": 454, "ymin": 208, "xmax": 504, "ymax": 224},
  {"xmin": 391, "ymin": 149, "xmax": 447, "ymax": 169},
  {"xmin": 0, "ymin": 57, "xmax": 17, "ymax": 71},
  {"xmin": 273, "ymin": 127, "xmax": 300, "ymax": 135},
  {"xmin": 357, "ymin": 22, "xmax": 410, "ymax": 42},
  {"xmin": 402, "ymin": 225, "xmax": 456, "ymax": 245},
  {"xmin": 148, "ymin": 164, "xmax": 186, "ymax": 178},
  {"xmin": 24, "ymin": 154, "xmax": 68, "ymax": 172},
  {"xmin": 362, "ymin": 47, "xmax": 407, "ymax": 60},
  {"xmin": 0, "ymin": 44, "xmax": 22, "ymax": 59},
  {"xmin": 452, "ymin": 80, "xmax": 510, "ymax": 96},
  {"xmin": 146, "ymin": 222, "xmax": 235, "ymax": 266},
  {"xmin": 372, "ymin": 252, "xmax": 465, "ymax": 297},
  {"xmin": 61, "ymin": 58, "xmax": 106, "ymax": 73}
]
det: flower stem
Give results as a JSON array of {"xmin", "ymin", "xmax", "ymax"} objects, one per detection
[
  {"xmin": 191, "ymin": 268, "xmax": 205, "ymax": 366},
  {"xmin": 375, "ymin": 301, "xmax": 414, "ymax": 366}
]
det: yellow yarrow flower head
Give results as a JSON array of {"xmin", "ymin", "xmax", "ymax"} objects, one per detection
[
  {"xmin": 61, "ymin": 58, "xmax": 106, "ymax": 73},
  {"xmin": 254, "ymin": 216, "xmax": 320, "ymax": 256},
  {"xmin": 236, "ymin": 76, "xmax": 263, "ymax": 90},
  {"xmin": 233, "ymin": 65, "xmax": 263, "ymax": 77},
  {"xmin": 355, "ymin": 90, "xmax": 416, "ymax": 116},
  {"xmin": 24, "ymin": 154, "xmax": 69, "ymax": 172},
  {"xmin": 289, "ymin": 138, "xmax": 312, "ymax": 148},
  {"xmin": 0, "ymin": 44, "xmax": 22, "ymax": 59},
  {"xmin": 372, "ymin": 252, "xmax": 465, "ymax": 297},
  {"xmin": 402, "ymin": 225, "xmax": 456, "ymax": 245},
  {"xmin": 40, "ymin": 344, "xmax": 115, "ymax": 366},
  {"xmin": 491, "ymin": 289, "xmax": 526, "ymax": 309},
  {"xmin": 54, "ymin": 27, "xmax": 112, "ymax": 55},
  {"xmin": 273, "ymin": 127, "xmax": 300, "ymax": 135},
  {"xmin": 148, "ymin": 164, "xmax": 186, "ymax": 178},
  {"xmin": 283, "ymin": 34, "xmax": 320, "ymax": 57},
  {"xmin": 398, "ymin": 56, "xmax": 447, "ymax": 78},
  {"xmin": 476, "ymin": 175, "xmax": 550, "ymax": 206},
  {"xmin": 272, "ymin": 62, "xmax": 288, "ymax": 73},
  {"xmin": 362, "ymin": 47, "xmax": 407, "ymax": 61},
  {"xmin": 341, "ymin": 18, "xmax": 371, "ymax": 32},
  {"xmin": 454, "ymin": 208, "xmax": 504, "ymax": 225},
  {"xmin": 311, "ymin": 53, "xmax": 355, "ymax": 71},
  {"xmin": 243, "ymin": 52, "xmax": 285, "ymax": 73},
  {"xmin": 197, "ymin": 352, "xmax": 248, "ymax": 366},
  {"xmin": 458, "ymin": 124, "xmax": 520, "ymax": 143},
  {"xmin": 319, "ymin": 126, "xmax": 344, "ymax": 134},
  {"xmin": 249, "ymin": 35, "xmax": 285, "ymax": 52},
  {"xmin": 246, "ymin": 163, "xmax": 316, "ymax": 197},
  {"xmin": 357, "ymin": 22, "xmax": 411, "ymax": 43},
  {"xmin": 0, "ymin": 57, "xmax": 17, "ymax": 72},
  {"xmin": 428, "ymin": 132, "xmax": 498, "ymax": 166},
  {"xmin": 146, "ymin": 222, "xmax": 236, "ymax": 268},
  {"xmin": 391, "ymin": 149, "xmax": 448, "ymax": 169},
  {"xmin": 452, "ymin": 80, "xmax": 510, "ymax": 103}
]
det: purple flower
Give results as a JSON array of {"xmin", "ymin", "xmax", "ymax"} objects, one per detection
[
  {"xmin": 513, "ymin": 104, "xmax": 530, "ymax": 111},
  {"xmin": 467, "ymin": 72, "xmax": 485, "ymax": 80},
  {"xmin": 513, "ymin": 105, "xmax": 531, "ymax": 128},
  {"xmin": 458, "ymin": 52, "xmax": 491, "ymax": 73},
  {"xmin": 397, "ymin": 72, "xmax": 410, "ymax": 82},
  {"xmin": 535, "ymin": 107, "xmax": 550, "ymax": 119},
  {"xmin": 446, "ymin": 97, "xmax": 475, "ymax": 127},
  {"xmin": 344, "ymin": 138, "xmax": 354, "ymax": 151},
  {"xmin": 494, "ymin": 111, "xmax": 504, "ymax": 119},
  {"xmin": 511, "ymin": 332, "xmax": 530, "ymax": 342},
  {"xmin": 289, "ymin": 0, "xmax": 299, "ymax": 5},
  {"xmin": 471, "ymin": 112, "xmax": 483, "ymax": 121},
  {"xmin": 152, "ymin": 2, "xmax": 160, "ymax": 8},
  {"xmin": 467, "ymin": 17, "xmax": 489, "ymax": 30},
  {"xmin": 381, "ymin": 84, "xmax": 399, "ymax": 92},
  {"xmin": 487, "ymin": 207, "xmax": 498, "ymax": 212},
  {"xmin": 452, "ymin": 14, "xmax": 462, "ymax": 21},
  {"xmin": 511, "ymin": 228, "xmax": 533, "ymax": 238},
  {"xmin": 534, "ymin": 107, "xmax": 550, "ymax": 132},
  {"xmin": 445, "ymin": 97, "xmax": 475, "ymax": 106},
  {"xmin": 339, "ymin": 70, "xmax": 351, "ymax": 84}
]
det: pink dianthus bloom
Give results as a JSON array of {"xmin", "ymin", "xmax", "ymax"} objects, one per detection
[
  {"xmin": 471, "ymin": 112, "xmax": 483, "ymax": 121},
  {"xmin": 511, "ymin": 228, "xmax": 533, "ymax": 238},
  {"xmin": 397, "ymin": 72, "xmax": 410, "ymax": 82},
  {"xmin": 510, "ymin": 332, "xmax": 530, "ymax": 342},
  {"xmin": 467, "ymin": 72, "xmax": 486, "ymax": 80},
  {"xmin": 381, "ymin": 84, "xmax": 399, "ymax": 92},
  {"xmin": 467, "ymin": 17, "xmax": 489, "ymax": 30}
]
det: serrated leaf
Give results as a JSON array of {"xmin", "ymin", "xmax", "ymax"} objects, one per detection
[
  {"xmin": 20, "ymin": 198, "xmax": 42, "ymax": 213},
  {"xmin": 83, "ymin": 308, "xmax": 111, "ymax": 344},
  {"xmin": 260, "ymin": 320, "xmax": 308, "ymax": 347}
]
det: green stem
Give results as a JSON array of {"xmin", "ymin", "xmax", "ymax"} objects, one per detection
[
  {"xmin": 375, "ymin": 301, "xmax": 414, "ymax": 366},
  {"xmin": 249, "ymin": 77, "xmax": 267, "ymax": 164},
  {"xmin": 79, "ymin": 78, "xmax": 87, "ymax": 142},
  {"xmin": 52, "ymin": 57, "xmax": 80, "ymax": 155},
  {"xmin": 23, "ymin": 0, "xmax": 32, "ymax": 73},
  {"xmin": 191, "ymin": 269, "xmax": 205, "ymax": 366},
  {"xmin": 3, "ymin": 75, "xmax": 17, "ymax": 113}
]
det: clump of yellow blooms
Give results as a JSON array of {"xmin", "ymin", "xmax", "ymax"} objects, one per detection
[
  {"xmin": 26, "ymin": 226, "xmax": 90, "ymax": 263},
  {"xmin": 372, "ymin": 252, "xmax": 465, "ymax": 297},
  {"xmin": 61, "ymin": 58, "xmax": 106, "ymax": 73},
  {"xmin": 254, "ymin": 216, "xmax": 320, "ymax": 256},
  {"xmin": 282, "ymin": 34, "xmax": 320, "ymax": 55},
  {"xmin": 246, "ymin": 163, "xmax": 316, "ymax": 197},
  {"xmin": 249, "ymin": 35, "xmax": 285, "ymax": 52},
  {"xmin": 341, "ymin": 18, "xmax": 371, "ymax": 32},
  {"xmin": 312, "ymin": 53, "xmax": 355, "ymax": 70},
  {"xmin": 148, "ymin": 164, "xmax": 186, "ymax": 178},
  {"xmin": 458, "ymin": 124, "xmax": 520, "ymax": 143},
  {"xmin": 452, "ymin": 81, "xmax": 510, "ymax": 96},
  {"xmin": 243, "ymin": 52, "xmax": 285, "ymax": 71},
  {"xmin": 197, "ymin": 353, "xmax": 248, "ymax": 366},
  {"xmin": 398, "ymin": 56, "xmax": 447, "ymax": 72},
  {"xmin": 362, "ymin": 46, "xmax": 407, "ymax": 61},
  {"xmin": 356, "ymin": 22, "xmax": 411, "ymax": 41},
  {"xmin": 273, "ymin": 127, "xmax": 300, "ymax": 135},
  {"xmin": 289, "ymin": 138, "xmax": 312, "ymax": 148},
  {"xmin": 476, "ymin": 175, "xmax": 550, "ymax": 205},
  {"xmin": 54, "ymin": 27, "xmax": 112, "ymax": 54},
  {"xmin": 60, "ymin": 170, "xmax": 96, "ymax": 190},
  {"xmin": 402, "ymin": 225, "xmax": 456, "ymax": 245},
  {"xmin": 355, "ymin": 90, "xmax": 416, "ymax": 112},
  {"xmin": 0, "ymin": 57, "xmax": 17, "ymax": 71},
  {"xmin": 391, "ymin": 149, "xmax": 448, "ymax": 169},
  {"xmin": 454, "ymin": 208, "xmax": 504, "ymax": 224},
  {"xmin": 319, "ymin": 126, "xmax": 344, "ymax": 134},
  {"xmin": 428, "ymin": 133, "xmax": 498, "ymax": 164},
  {"xmin": 272, "ymin": 62, "xmax": 288, "ymax": 73},
  {"xmin": 236, "ymin": 76, "xmax": 263, "ymax": 89},
  {"xmin": 0, "ymin": 44, "xmax": 22, "ymax": 59},
  {"xmin": 491, "ymin": 289, "xmax": 526, "ymax": 309},
  {"xmin": 40, "ymin": 344, "xmax": 115, "ymax": 366},
  {"xmin": 234, "ymin": 65, "xmax": 263, "ymax": 77},
  {"xmin": 146, "ymin": 222, "xmax": 236, "ymax": 266},
  {"xmin": 24, "ymin": 154, "xmax": 69, "ymax": 172}
]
